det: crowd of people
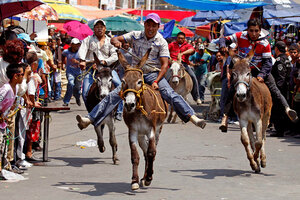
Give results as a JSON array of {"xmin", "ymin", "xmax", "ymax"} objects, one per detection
[{"xmin": 0, "ymin": 13, "xmax": 299, "ymax": 179}]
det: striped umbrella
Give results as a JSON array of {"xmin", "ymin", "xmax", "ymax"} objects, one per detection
[
  {"xmin": 17, "ymin": 3, "xmax": 59, "ymax": 21},
  {"xmin": 44, "ymin": 0, "xmax": 87, "ymax": 23}
]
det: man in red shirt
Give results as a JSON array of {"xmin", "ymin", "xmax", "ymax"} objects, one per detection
[{"xmin": 169, "ymin": 32, "xmax": 202, "ymax": 105}]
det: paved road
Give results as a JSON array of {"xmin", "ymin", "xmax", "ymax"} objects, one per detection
[{"xmin": 1, "ymin": 94, "xmax": 300, "ymax": 200}]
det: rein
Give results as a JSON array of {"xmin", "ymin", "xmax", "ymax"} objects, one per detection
[{"xmin": 119, "ymin": 68, "xmax": 166, "ymax": 116}]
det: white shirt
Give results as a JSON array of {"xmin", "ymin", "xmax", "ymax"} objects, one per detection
[{"xmin": 78, "ymin": 34, "xmax": 118, "ymax": 66}]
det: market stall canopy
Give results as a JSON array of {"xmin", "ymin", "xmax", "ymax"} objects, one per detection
[
  {"xmin": 178, "ymin": 16, "xmax": 209, "ymax": 27},
  {"xmin": 88, "ymin": 16, "xmax": 143, "ymax": 34},
  {"xmin": 164, "ymin": 0, "xmax": 268, "ymax": 11},
  {"xmin": 127, "ymin": 10, "xmax": 196, "ymax": 21},
  {"xmin": 177, "ymin": 26, "xmax": 194, "ymax": 38},
  {"xmin": 0, "ymin": 0, "xmax": 44, "ymax": 20},
  {"xmin": 192, "ymin": 11, "xmax": 240, "ymax": 21},
  {"xmin": 74, "ymin": 5, "xmax": 135, "ymax": 21},
  {"xmin": 44, "ymin": 0, "xmax": 87, "ymax": 23}
]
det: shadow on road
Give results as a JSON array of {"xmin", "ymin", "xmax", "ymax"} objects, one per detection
[
  {"xmin": 51, "ymin": 157, "xmax": 107, "ymax": 168},
  {"xmin": 52, "ymin": 181, "xmax": 179, "ymax": 196},
  {"xmin": 170, "ymin": 168, "xmax": 275, "ymax": 179}
]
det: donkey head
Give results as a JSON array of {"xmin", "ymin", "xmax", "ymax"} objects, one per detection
[
  {"xmin": 231, "ymin": 49, "xmax": 254, "ymax": 102},
  {"xmin": 170, "ymin": 60, "xmax": 182, "ymax": 85},
  {"xmin": 93, "ymin": 52, "xmax": 113, "ymax": 99},
  {"xmin": 118, "ymin": 48, "xmax": 151, "ymax": 112}
]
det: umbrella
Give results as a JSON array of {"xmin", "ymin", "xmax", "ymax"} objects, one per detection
[
  {"xmin": 44, "ymin": 0, "xmax": 87, "ymax": 23},
  {"xmin": 88, "ymin": 16, "xmax": 144, "ymax": 34},
  {"xmin": 63, "ymin": 21, "xmax": 93, "ymax": 40},
  {"xmin": 0, "ymin": 0, "xmax": 44, "ymax": 20},
  {"xmin": 16, "ymin": 3, "xmax": 59, "ymax": 21},
  {"xmin": 178, "ymin": 16, "xmax": 209, "ymax": 27}
]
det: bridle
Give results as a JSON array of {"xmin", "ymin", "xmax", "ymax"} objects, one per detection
[{"xmin": 171, "ymin": 62, "xmax": 186, "ymax": 79}]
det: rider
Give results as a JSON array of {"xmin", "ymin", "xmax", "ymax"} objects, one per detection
[
  {"xmin": 168, "ymin": 32, "xmax": 202, "ymax": 105},
  {"xmin": 217, "ymin": 18, "xmax": 298, "ymax": 132},
  {"xmin": 78, "ymin": 19, "xmax": 123, "ymax": 121},
  {"xmin": 76, "ymin": 13, "xmax": 206, "ymax": 130}
]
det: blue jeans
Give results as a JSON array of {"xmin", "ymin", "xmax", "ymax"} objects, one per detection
[
  {"xmin": 197, "ymin": 73, "xmax": 207, "ymax": 101},
  {"xmin": 82, "ymin": 67, "xmax": 123, "ymax": 114},
  {"xmin": 220, "ymin": 78, "xmax": 228, "ymax": 117},
  {"xmin": 63, "ymin": 69, "xmax": 82, "ymax": 104},
  {"xmin": 49, "ymin": 72, "xmax": 62, "ymax": 100},
  {"xmin": 88, "ymin": 72, "xmax": 195, "ymax": 127}
]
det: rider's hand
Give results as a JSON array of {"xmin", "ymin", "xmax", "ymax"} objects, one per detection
[
  {"xmin": 257, "ymin": 76, "xmax": 264, "ymax": 83},
  {"xmin": 79, "ymin": 61, "xmax": 86, "ymax": 70},
  {"xmin": 112, "ymin": 40, "xmax": 122, "ymax": 49},
  {"xmin": 177, "ymin": 53, "xmax": 182, "ymax": 61},
  {"xmin": 92, "ymin": 63, "xmax": 97, "ymax": 70},
  {"xmin": 152, "ymin": 81, "xmax": 159, "ymax": 90}
]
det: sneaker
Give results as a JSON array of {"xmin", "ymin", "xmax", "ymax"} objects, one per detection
[
  {"xmin": 196, "ymin": 99, "xmax": 202, "ymax": 105},
  {"xmin": 286, "ymin": 108, "xmax": 298, "ymax": 122},
  {"xmin": 76, "ymin": 115, "xmax": 92, "ymax": 130},
  {"xmin": 115, "ymin": 113, "xmax": 122, "ymax": 121},
  {"xmin": 16, "ymin": 160, "xmax": 32, "ymax": 168},
  {"xmin": 62, "ymin": 102, "xmax": 69, "ymax": 106},
  {"xmin": 76, "ymin": 98, "xmax": 81, "ymax": 106},
  {"xmin": 10, "ymin": 165, "xmax": 24, "ymax": 174}
]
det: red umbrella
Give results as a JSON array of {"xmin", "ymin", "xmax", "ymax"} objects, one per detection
[
  {"xmin": 0, "ymin": 0, "xmax": 44, "ymax": 20},
  {"xmin": 63, "ymin": 21, "xmax": 93, "ymax": 40}
]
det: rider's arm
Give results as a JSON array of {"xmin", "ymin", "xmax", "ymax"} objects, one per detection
[
  {"xmin": 152, "ymin": 57, "xmax": 169, "ymax": 90},
  {"xmin": 258, "ymin": 44, "xmax": 273, "ymax": 80},
  {"xmin": 111, "ymin": 35, "xmax": 126, "ymax": 49}
]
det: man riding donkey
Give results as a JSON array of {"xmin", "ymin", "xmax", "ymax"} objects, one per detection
[
  {"xmin": 78, "ymin": 19, "xmax": 123, "ymax": 121},
  {"xmin": 217, "ymin": 18, "xmax": 298, "ymax": 132},
  {"xmin": 76, "ymin": 13, "xmax": 206, "ymax": 130}
]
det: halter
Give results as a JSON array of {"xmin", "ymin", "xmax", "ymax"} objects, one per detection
[
  {"xmin": 119, "ymin": 68, "xmax": 148, "ymax": 116},
  {"xmin": 119, "ymin": 68, "xmax": 166, "ymax": 116},
  {"xmin": 171, "ymin": 63, "xmax": 186, "ymax": 79},
  {"xmin": 234, "ymin": 73, "xmax": 252, "ymax": 90}
]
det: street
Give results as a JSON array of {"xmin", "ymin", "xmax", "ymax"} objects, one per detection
[{"xmin": 1, "ymin": 93, "xmax": 300, "ymax": 200}]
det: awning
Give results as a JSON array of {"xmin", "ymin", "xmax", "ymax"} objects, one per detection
[
  {"xmin": 74, "ymin": 5, "xmax": 136, "ymax": 20},
  {"xmin": 127, "ymin": 10, "xmax": 196, "ymax": 21},
  {"xmin": 178, "ymin": 27, "xmax": 194, "ymax": 38},
  {"xmin": 164, "ymin": 0, "xmax": 268, "ymax": 11}
]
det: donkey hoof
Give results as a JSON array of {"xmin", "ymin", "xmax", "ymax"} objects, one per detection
[
  {"xmin": 261, "ymin": 160, "xmax": 266, "ymax": 168},
  {"xmin": 145, "ymin": 180, "xmax": 151, "ymax": 186},
  {"xmin": 254, "ymin": 167, "xmax": 261, "ymax": 173},
  {"xmin": 113, "ymin": 158, "xmax": 120, "ymax": 165},
  {"xmin": 131, "ymin": 183, "xmax": 139, "ymax": 190},
  {"xmin": 99, "ymin": 146, "xmax": 106, "ymax": 153}
]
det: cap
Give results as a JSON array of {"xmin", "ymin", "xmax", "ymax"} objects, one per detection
[
  {"xmin": 37, "ymin": 41, "xmax": 47, "ymax": 46},
  {"xmin": 17, "ymin": 33, "xmax": 35, "ymax": 43},
  {"xmin": 93, "ymin": 19, "xmax": 106, "ymax": 27},
  {"xmin": 71, "ymin": 38, "xmax": 80, "ymax": 44},
  {"xmin": 275, "ymin": 41, "xmax": 286, "ymax": 53},
  {"xmin": 145, "ymin": 13, "xmax": 161, "ymax": 24},
  {"xmin": 198, "ymin": 44, "xmax": 205, "ymax": 50},
  {"xmin": 207, "ymin": 43, "xmax": 219, "ymax": 52},
  {"xmin": 229, "ymin": 43, "xmax": 237, "ymax": 49}
]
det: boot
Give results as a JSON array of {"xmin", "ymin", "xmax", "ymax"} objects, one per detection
[
  {"xmin": 285, "ymin": 107, "xmax": 298, "ymax": 122},
  {"xmin": 190, "ymin": 115, "xmax": 206, "ymax": 129},
  {"xmin": 76, "ymin": 115, "xmax": 92, "ymax": 130},
  {"xmin": 219, "ymin": 114, "xmax": 228, "ymax": 132}
]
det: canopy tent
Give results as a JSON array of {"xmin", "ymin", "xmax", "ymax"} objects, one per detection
[
  {"xmin": 223, "ymin": 21, "xmax": 247, "ymax": 36},
  {"xmin": 178, "ymin": 16, "xmax": 209, "ymax": 27},
  {"xmin": 192, "ymin": 10, "xmax": 240, "ymax": 21},
  {"xmin": 88, "ymin": 16, "xmax": 143, "ymax": 35},
  {"xmin": 74, "ymin": 5, "xmax": 135, "ymax": 21},
  {"xmin": 127, "ymin": 10, "xmax": 196, "ymax": 21},
  {"xmin": 177, "ymin": 26, "xmax": 195, "ymax": 38},
  {"xmin": 164, "ymin": 0, "xmax": 267, "ymax": 11},
  {"xmin": 160, "ymin": 20, "xmax": 195, "ymax": 38}
]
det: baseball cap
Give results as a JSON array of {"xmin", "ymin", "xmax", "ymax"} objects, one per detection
[
  {"xmin": 37, "ymin": 41, "xmax": 47, "ymax": 46},
  {"xmin": 207, "ymin": 43, "xmax": 219, "ymax": 52},
  {"xmin": 71, "ymin": 38, "xmax": 80, "ymax": 44},
  {"xmin": 275, "ymin": 41, "xmax": 286, "ymax": 53},
  {"xmin": 17, "ymin": 33, "xmax": 35, "ymax": 43},
  {"xmin": 93, "ymin": 19, "xmax": 106, "ymax": 27},
  {"xmin": 145, "ymin": 13, "xmax": 161, "ymax": 24}
]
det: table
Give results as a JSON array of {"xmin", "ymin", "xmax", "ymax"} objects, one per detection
[{"xmin": 35, "ymin": 103, "xmax": 70, "ymax": 162}]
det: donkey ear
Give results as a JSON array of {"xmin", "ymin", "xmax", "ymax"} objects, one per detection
[
  {"xmin": 137, "ymin": 48, "xmax": 151, "ymax": 69},
  {"xmin": 245, "ymin": 47, "xmax": 255, "ymax": 63},
  {"xmin": 117, "ymin": 49, "xmax": 130, "ymax": 70},
  {"xmin": 93, "ymin": 52, "xmax": 101, "ymax": 66}
]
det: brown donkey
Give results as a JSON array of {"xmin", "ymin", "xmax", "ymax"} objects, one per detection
[
  {"xmin": 118, "ymin": 49, "xmax": 168, "ymax": 190},
  {"xmin": 167, "ymin": 60, "xmax": 193, "ymax": 123},
  {"xmin": 231, "ymin": 52, "xmax": 272, "ymax": 173}
]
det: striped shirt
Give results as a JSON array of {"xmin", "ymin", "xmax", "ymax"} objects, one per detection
[{"xmin": 123, "ymin": 31, "xmax": 170, "ymax": 73}]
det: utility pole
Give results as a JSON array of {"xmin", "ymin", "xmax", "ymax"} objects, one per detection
[{"xmin": 152, "ymin": 0, "xmax": 155, "ymax": 10}]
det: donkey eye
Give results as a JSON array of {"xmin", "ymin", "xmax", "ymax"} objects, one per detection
[
  {"xmin": 232, "ymin": 72, "xmax": 237, "ymax": 79},
  {"xmin": 121, "ymin": 79, "xmax": 126, "ymax": 85},
  {"xmin": 108, "ymin": 78, "xmax": 112, "ymax": 82},
  {"xmin": 137, "ymin": 80, "xmax": 143, "ymax": 85},
  {"xmin": 246, "ymin": 72, "xmax": 251, "ymax": 77}
]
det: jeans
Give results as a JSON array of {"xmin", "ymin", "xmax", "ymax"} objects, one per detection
[
  {"xmin": 49, "ymin": 73, "xmax": 62, "ymax": 100},
  {"xmin": 88, "ymin": 72, "xmax": 195, "ymax": 127},
  {"xmin": 63, "ymin": 68, "xmax": 82, "ymax": 104},
  {"xmin": 82, "ymin": 67, "xmax": 123, "ymax": 114},
  {"xmin": 197, "ymin": 73, "xmax": 207, "ymax": 101},
  {"xmin": 182, "ymin": 62, "xmax": 200, "ymax": 101},
  {"xmin": 220, "ymin": 78, "xmax": 228, "ymax": 117}
]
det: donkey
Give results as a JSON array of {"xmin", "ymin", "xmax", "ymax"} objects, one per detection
[
  {"xmin": 167, "ymin": 60, "xmax": 193, "ymax": 123},
  {"xmin": 117, "ymin": 48, "xmax": 168, "ymax": 190},
  {"xmin": 231, "ymin": 52, "xmax": 272, "ymax": 173},
  {"xmin": 85, "ymin": 53, "xmax": 119, "ymax": 165}
]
